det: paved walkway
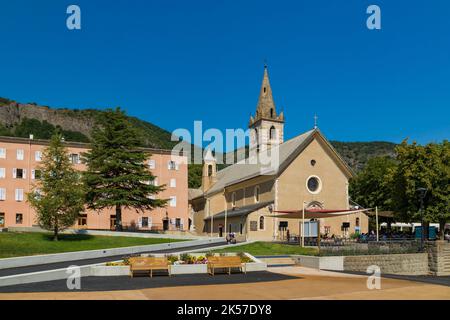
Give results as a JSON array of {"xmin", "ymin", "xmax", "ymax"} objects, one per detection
[{"xmin": 1, "ymin": 266, "xmax": 449, "ymax": 300}]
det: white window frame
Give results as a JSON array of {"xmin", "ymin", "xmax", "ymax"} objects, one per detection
[
  {"xmin": 70, "ymin": 153, "xmax": 80, "ymax": 164},
  {"xmin": 17, "ymin": 149, "xmax": 24, "ymax": 161},
  {"xmin": 170, "ymin": 178, "xmax": 176, "ymax": 188},
  {"xmin": 148, "ymin": 159, "xmax": 156, "ymax": 169},
  {"xmin": 35, "ymin": 151, "xmax": 42, "ymax": 162},
  {"xmin": 0, "ymin": 188, "xmax": 6, "ymax": 200},
  {"xmin": 231, "ymin": 192, "xmax": 236, "ymax": 208},
  {"xmin": 0, "ymin": 148, "xmax": 6, "ymax": 159},
  {"xmin": 259, "ymin": 216, "xmax": 265, "ymax": 231},
  {"xmin": 0, "ymin": 168, "xmax": 5, "ymax": 179},
  {"xmin": 15, "ymin": 188, "xmax": 24, "ymax": 202},
  {"xmin": 254, "ymin": 186, "xmax": 260, "ymax": 203},
  {"xmin": 169, "ymin": 196, "xmax": 177, "ymax": 207},
  {"xmin": 13, "ymin": 168, "xmax": 26, "ymax": 179},
  {"xmin": 168, "ymin": 161, "xmax": 176, "ymax": 170}
]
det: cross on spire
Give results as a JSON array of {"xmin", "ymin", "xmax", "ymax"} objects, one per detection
[{"xmin": 314, "ymin": 114, "xmax": 318, "ymax": 129}]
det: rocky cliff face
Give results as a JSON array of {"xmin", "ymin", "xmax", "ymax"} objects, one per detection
[{"xmin": 0, "ymin": 101, "xmax": 96, "ymax": 137}]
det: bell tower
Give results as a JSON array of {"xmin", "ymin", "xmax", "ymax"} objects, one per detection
[
  {"xmin": 202, "ymin": 149, "xmax": 217, "ymax": 192},
  {"xmin": 249, "ymin": 65, "xmax": 284, "ymax": 154}
]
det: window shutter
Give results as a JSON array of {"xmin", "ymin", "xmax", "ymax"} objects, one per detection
[
  {"xmin": 13, "ymin": 168, "xmax": 17, "ymax": 179},
  {"xmin": 15, "ymin": 189, "xmax": 18, "ymax": 201},
  {"xmin": 0, "ymin": 188, "xmax": 5, "ymax": 200},
  {"xmin": 175, "ymin": 162, "xmax": 179, "ymax": 170},
  {"xmin": 148, "ymin": 217, "xmax": 153, "ymax": 228},
  {"xmin": 180, "ymin": 218, "xmax": 184, "ymax": 229},
  {"xmin": 23, "ymin": 169, "xmax": 27, "ymax": 179},
  {"xmin": 138, "ymin": 217, "xmax": 142, "ymax": 228},
  {"xmin": 0, "ymin": 168, "xmax": 5, "ymax": 178},
  {"xmin": 31, "ymin": 170, "xmax": 35, "ymax": 180}
]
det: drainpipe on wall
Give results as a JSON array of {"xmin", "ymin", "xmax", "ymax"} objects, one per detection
[
  {"xmin": 27, "ymin": 135, "xmax": 32, "ymax": 227},
  {"xmin": 224, "ymin": 190, "xmax": 227, "ymax": 236},
  {"xmin": 274, "ymin": 178, "xmax": 279, "ymax": 241}
]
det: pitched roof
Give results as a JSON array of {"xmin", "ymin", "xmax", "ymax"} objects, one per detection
[
  {"xmin": 205, "ymin": 129, "xmax": 315, "ymax": 195},
  {"xmin": 204, "ymin": 201, "xmax": 273, "ymax": 221},
  {"xmin": 204, "ymin": 128, "xmax": 354, "ymax": 196},
  {"xmin": 188, "ymin": 188, "xmax": 204, "ymax": 200}
]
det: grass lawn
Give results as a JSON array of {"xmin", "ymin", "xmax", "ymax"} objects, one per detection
[
  {"xmin": 212, "ymin": 242, "xmax": 318, "ymax": 256},
  {"xmin": 0, "ymin": 232, "xmax": 186, "ymax": 259}
]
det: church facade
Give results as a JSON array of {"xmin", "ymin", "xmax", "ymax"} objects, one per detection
[{"xmin": 189, "ymin": 66, "xmax": 368, "ymax": 241}]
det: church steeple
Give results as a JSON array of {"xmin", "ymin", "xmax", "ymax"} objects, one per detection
[{"xmin": 249, "ymin": 65, "xmax": 285, "ymax": 153}]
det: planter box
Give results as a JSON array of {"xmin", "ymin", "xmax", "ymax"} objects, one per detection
[
  {"xmin": 171, "ymin": 264, "xmax": 207, "ymax": 274},
  {"xmin": 89, "ymin": 252, "xmax": 267, "ymax": 276},
  {"xmin": 292, "ymin": 255, "xmax": 344, "ymax": 271},
  {"xmin": 90, "ymin": 265, "xmax": 130, "ymax": 276}
]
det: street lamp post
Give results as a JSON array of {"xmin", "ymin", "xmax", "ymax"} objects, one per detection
[{"xmin": 417, "ymin": 187, "xmax": 428, "ymax": 252}]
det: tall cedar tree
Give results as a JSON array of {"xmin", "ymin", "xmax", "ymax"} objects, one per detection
[
  {"xmin": 28, "ymin": 133, "xmax": 85, "ymax": 240},
  {"xmin": 83, "ymin": 108, "xmax": 167, "ymax": 231}
]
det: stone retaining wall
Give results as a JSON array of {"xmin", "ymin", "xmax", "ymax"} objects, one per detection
[
  {"xmin": 427, "ymin": 241, "xmax": 450, "ymax": 276},
  {"xmin": 343, "ymin": 253, "xmax": 428, "ymax": 275}
]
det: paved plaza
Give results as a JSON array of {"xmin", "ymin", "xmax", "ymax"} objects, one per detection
[{"xmin": 0, "ymin": 267, "xmax": 449, "ymax": 300}]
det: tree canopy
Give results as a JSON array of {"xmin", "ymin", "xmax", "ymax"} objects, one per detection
[
  {"xmin": 83, "ymin": 108, "xmax": 167, "ymax": 231},
  {"xmin": 27, "ymin": 133, "xmax": 85, "ymax": 240}
]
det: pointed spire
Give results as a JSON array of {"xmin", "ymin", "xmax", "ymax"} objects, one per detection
[
  {"xmin": 204, "ymin": 148, "xmax": 216, "ymax": 162},
  {"xmin": 249, "ymin": 64, "xmax": 285, "ymax": 128},
  {"xmin": 255, "ymin": 65, "xmax": 276, "ymax": 119}
]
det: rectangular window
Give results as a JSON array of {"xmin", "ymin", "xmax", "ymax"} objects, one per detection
[
  {"xmin": 149, "ymin": 178, "xmax": 158, "ymax": 186},
  {"xmin": 17, "ymin": 149, "xmax": 24, "ymax": 160},
  {"xmin": 169, "ymin": 196, "xmax": 177, "ymax": 207},
  {"xmin": 70, "ymin": 154, "xmax": 80, "ymax": 164},
  {"xmin": 168, "ymin": 161, "xmax": 176, "ymax": 170},
  {"xmin": 31, "ymin": 169, "xmax": 41, "ymax": 180},
  {"xmin": 170, "ymin": 178, "xmax": 176, "ymax": 188},
  {"xmin": 14, "ymin": 168, "xmax": 26, "ymax": 179},
  {"xmin": 0, "ymin": 188, "xmax": 6, "ymax": 201},
  {"xmin": 0, "ymin": 168, "xmax": 5, "ymax": 178},
  {"xmin": 16, "ymin": 213, "xmax": 23, "ymax": 224},
  {"xmin": 0, "ymin": 148, "xmax": 6, "ymax": 159},
  {"xmin": 175, "ymin": 218, "xmax": 181, "ymax": 229},
  {"xmin": 142, "ymin": 217, "xmax": 149, "ymax": 228},
  {"xmin": 35, "ymin": 151, "xmax": 42, "ymax": 161},
  {"xmin": 78, "ymin": 214, "xmax": 87, "ymax": 226},
  {"xmin": 15, "ymin": 189, "xmax": 24, "ymax": 201},
  {"xmin": 148, "ymin": 160, "xmax": 156, "ymax": 169}
]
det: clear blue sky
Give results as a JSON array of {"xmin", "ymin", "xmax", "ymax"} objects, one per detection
[{"xmin": 0, "ymin": 0, "xmax": 449, "ymax": 149}]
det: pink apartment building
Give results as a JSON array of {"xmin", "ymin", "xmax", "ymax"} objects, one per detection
[{"xmin": 0, "ymin": 136, "xmax": 189, "ymax": 232}]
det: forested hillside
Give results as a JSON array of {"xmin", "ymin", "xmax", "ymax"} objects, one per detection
[{"xmin": 0, "ymin": 97, "xmax": 397, "ymax": 188}]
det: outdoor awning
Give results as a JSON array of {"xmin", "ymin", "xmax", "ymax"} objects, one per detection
[
  {"xmin": 204, "ymin": 201, "xmax": 273, "ymax": 221},
  {"xmin": 266, "ymin": 208, "xmax": 372, "ymax": 219}
]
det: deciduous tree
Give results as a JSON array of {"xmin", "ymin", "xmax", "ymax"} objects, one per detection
[{"xmin": 28, "ymin": 133, "xmax": 85, "ymax": 241}]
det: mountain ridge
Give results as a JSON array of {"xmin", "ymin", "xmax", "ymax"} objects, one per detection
[{"xmin": 0, "ymin": 97, "xmax": 398, "ymax": 188}]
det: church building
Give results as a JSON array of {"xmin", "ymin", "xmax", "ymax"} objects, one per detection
[{"xmin": 189, "ymin": 66, "xmax": 368, "ymax": 241}]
